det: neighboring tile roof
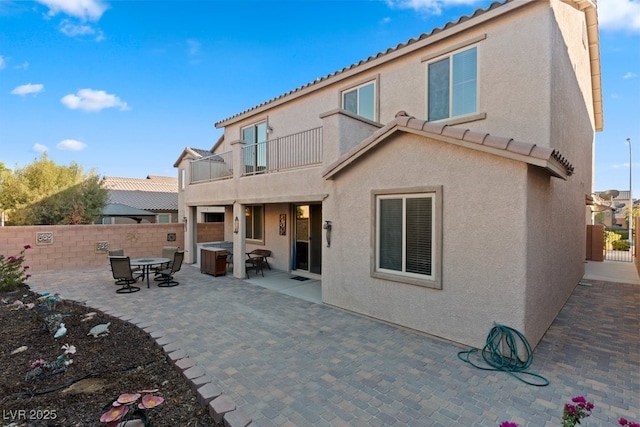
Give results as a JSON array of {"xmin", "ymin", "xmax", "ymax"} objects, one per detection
[
  {"xmin": 323, "ymin": 112, "xmax": 575, "ymax": 181},
  {"xmin": 101, "ymin": 175, "xmax": 178, "ymax": 212},
  {"xmin": 101, "ymin": 175, "xmax": 178, "ymax": 192},
  {"xmin": 190, "ymin": 148, "xmax": 213, "ymax": 157},
  {"xmin": 215, "ymin": 0, "xmax": 511, "ymax": 127},
  {"xmin": 108, "ymin": 190, "xmax": 178, "ymax": 211},
  {"xmin": 172, "ymin": 147, "xmax": 214, "ymax": 168}
]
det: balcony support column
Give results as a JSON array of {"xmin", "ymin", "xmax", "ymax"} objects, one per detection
[{"xmin": 232, "ymin": 202, "xmax": 247, "ymax": 279}]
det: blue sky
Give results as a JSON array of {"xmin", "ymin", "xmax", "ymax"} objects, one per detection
[{"xmin": 0, "ymin": 0, "xmax": 638, "ymax": 193}]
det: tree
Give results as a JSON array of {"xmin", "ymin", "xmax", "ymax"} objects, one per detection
[{"xmin": 0, "ymin": 154, "xmax": 108, "ymax": 225}]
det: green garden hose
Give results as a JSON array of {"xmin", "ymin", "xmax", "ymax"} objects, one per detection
[{"xmin": 457, "ymin": 323, "xmax": 549, "ymax": 386}]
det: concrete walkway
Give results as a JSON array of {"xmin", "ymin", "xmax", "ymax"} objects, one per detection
[{"xmin": 27, "ymin": 263, "xmax": 639, "ymax": 426}]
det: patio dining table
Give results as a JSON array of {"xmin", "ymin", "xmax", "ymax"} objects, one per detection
[{"xmin": 130, "ymin": 257, "xmax": 170, "ymax": 288}]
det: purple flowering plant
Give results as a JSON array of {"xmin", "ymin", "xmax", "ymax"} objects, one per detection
[
  {"xmin": 501, "ymin": 396, "xmax": 638, "ymax": 427},
  {"xmin": 0, "ymin": 245, "xmax": 31, "ymax": 291}
]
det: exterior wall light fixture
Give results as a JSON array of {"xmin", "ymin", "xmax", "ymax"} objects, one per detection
[{"xmin": 234, "ymin": 216, "xmax": 239, "ymax": 234}]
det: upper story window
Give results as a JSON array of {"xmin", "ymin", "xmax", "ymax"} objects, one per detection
[
  {"xmin": 342, "ymin": 81, "xmax": 376, "ymax": 121},
  {"xmin": 242, "ymin": 122, "xmax": 268, "ymax": 174},
  {"xmin": 427, "ymin": 47, "xmax": 477, "ymax": 122}
]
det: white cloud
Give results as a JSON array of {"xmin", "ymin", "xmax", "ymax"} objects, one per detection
[
  {"xmin": 624, "ymin": 72, "xmax": 638, "ymax": 79},
  {"xmin": 59, "ymin": 20, "xmax": 105, "ymax": 40},
  {"xmin": 187, "ymin": 39, "xmax": 201, "ymax": 56},
  {"xmin": 598, "ymin": 0, "xmax": 640, "ymax": 33},
  {"xmin": 36, "ymin": 0, "xmax": 108, "ymax": 21},
  {"xmin": 57, "ymin": 139, "xmax": 87, "ymax": 151},
  {"xmin": 385, "ymin": 0, "xmax": 480, "ymax": 15},
  {"xmin": 11, "ymin": 83, "xmax": 44, "ymax": 96},
  {"xmin": 15, "ymin": 61, "xmax": 29, "ymax": 70},
  {"xmin": 0, "ymin": 55, "xmax": 5, "ymax": 70},
  {"xmin": 61, "ymin": 88, "xmax": 129, "ymax": 112},
  {"xmin": 33, "ymin": 143, "xmax": 48, "ymax": 153}
]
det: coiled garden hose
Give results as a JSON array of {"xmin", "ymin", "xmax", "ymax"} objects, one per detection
[{"xmin": 457, "ymin": 323, "xmax": 549, "ymax": 386}]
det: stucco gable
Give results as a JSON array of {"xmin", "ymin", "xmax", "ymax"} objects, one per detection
[
  {"xmin": 173, "ymin": 147, "xmax": 212, "ymax": 168},
  {"xmin": 323, "ymin": 112, "xmax": 574, "ymax": 180}
]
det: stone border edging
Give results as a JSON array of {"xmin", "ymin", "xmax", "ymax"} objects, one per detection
[{"xmin": 69, "ymin": 299, "xmax": 253, "ymax": 427}]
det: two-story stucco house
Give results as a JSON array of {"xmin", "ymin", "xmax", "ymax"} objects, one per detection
[{"xmin": 174, "ymin": 0, "xmax": 602, "ymax": 349}]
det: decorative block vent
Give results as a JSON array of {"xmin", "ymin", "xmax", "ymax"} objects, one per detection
[
  {"xmin": 96, "ymin": 241, "xmax": 110, "ymax": 253},
  {"xmin": 167, "ymin": 233, "xmax": 176, "ymax": 242},
  {"xmin": 36, "ymin": 232, "xmax": 54, "ymax": 246}
]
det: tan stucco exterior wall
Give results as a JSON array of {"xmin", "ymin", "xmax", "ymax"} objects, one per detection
[
  {"xmin": 323, "ymin": 133, "xmax": 530, "ymax": 349},
  {"xmin": 521, "ymin": 1, "xmax": 595, "ymax": 346}
]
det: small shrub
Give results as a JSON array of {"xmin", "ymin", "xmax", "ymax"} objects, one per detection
[
  {"xmin": 612, "ymin": 240, "xmax": 630, "ymax": 251},
  {"xmin": 0, "ymin": 245, "xmax": 31, "ymax": 291},
  {"xmin": 605, "ymin": 231, "xmax": 622, "ymax": 250}
]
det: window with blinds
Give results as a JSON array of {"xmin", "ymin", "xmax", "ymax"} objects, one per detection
[
  {"xmin": 427, "ymin": 46, "xmax": 477, "ymax": 121},
  {"xmin": 376, "ymin": 193, "xmax": 434, "ymax": 280}
]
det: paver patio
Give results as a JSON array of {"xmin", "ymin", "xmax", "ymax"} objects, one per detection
[{"xmin": 27, "ymin": 264, "xmax": 639, "ymax": 426}]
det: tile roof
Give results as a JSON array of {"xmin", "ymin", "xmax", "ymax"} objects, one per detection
[
  {"xmin": 215, "ymin": 0, "xmax": 511, "ymax": 127},
  {"xmin": 101, "ymin": 175, "xmax": 178, "ymax": 192},
  {"xmin": 108, "ymin": 190, "xmax": 178, "ymax": 211},
  {"xmin": 215, "ymin": 0, "xmax": 602, "ymax": 133},
  {"xmin": 172, "ymin": 147, "xmax": 213, "ymax": 168},
  {"xmin": 323, "ymin": 111, "xmax": 575, "ymax": 181}
]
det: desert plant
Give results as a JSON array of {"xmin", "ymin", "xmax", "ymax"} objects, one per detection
[{"xmin": 0, "ymin": 245, "xmax": 31, "ymax": 291}]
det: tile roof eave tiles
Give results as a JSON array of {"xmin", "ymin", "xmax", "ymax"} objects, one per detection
[{"xmin": 323, "ymin": 112, "xmax": 574, "ymax": 181}]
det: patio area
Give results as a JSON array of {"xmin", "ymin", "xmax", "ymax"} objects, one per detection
[{"xmin": 25, "ymin": 262, "xmax": 639, "ymax": 426}]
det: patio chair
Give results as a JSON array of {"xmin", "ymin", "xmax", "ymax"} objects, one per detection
[
  {"xmin": 109, "ymin": 256, "xmax": 142, "ymax": 293},
  {"xmin": 109, "ymin": 248, "xmax": 141, "ymax": 281},
  {"xmin": 156, "ymin": 251, "xmax": 184, "ymax": 287},
  {"xmin": 154, "ymin": 246, "xmax": 179, "ymax": 276}
]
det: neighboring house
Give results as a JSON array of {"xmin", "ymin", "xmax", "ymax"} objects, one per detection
[
  {"xmin": 175, "ymin": 0, "xmax": 602, "ymax": 349},
  {"xmin": 100, "ymin": 175, "xmax": 179, "ymax": 224},
  {"xmin": 594, "ymin": 190, "xmax": 631, "ymax": 227}
]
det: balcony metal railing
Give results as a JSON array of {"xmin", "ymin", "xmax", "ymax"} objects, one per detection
[
  {"xmin": 242, "ymin": 127, "xmax": 323, "ymax": 176},
  {"xmin": 190, "ymin": 151, "xmax": 233, "ymax": 183}
]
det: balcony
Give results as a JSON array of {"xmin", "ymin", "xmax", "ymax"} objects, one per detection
[
  {"xmin": 190, "ymin": 151, "xmax": 233, "ymax": 183},
  {"xmin": 189, "ymin": 127, "xmax": 323, "ymax": 184},
  {"xmin": 242, "ymin": 127, "xmax": 323, "ymax": 176}
]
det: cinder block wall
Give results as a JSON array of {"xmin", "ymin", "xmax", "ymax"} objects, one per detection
[{"xmin": 0, "ymin": 224, "xmax": 185, "ymax": 273}]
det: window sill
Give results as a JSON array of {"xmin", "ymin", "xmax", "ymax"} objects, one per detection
[{"xmin": 372, "ymin": 271, "xmax": 442, "ymax": 290}]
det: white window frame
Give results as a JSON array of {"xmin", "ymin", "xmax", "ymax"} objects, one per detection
[
  {"xmin": 179, "ymin": 169, "xmax": 186, "ymax": 190},
  {"xmin": 426, "ymin": 46, "xmax": 478, "ymax": 122},
  {"xmin": 241, "ymin": 121, "xmax": 268, "ymax": 174},
  {"xmin": 245, "ymin": 205, "xmax": 264, "ymax": 242},
  {"xmin": 341, "ymin": 79, "xmax": 377, "ymax": 121},
  {"xmin": 372, "ymin": 186, "xmax": 442, "ymax": 289}
]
